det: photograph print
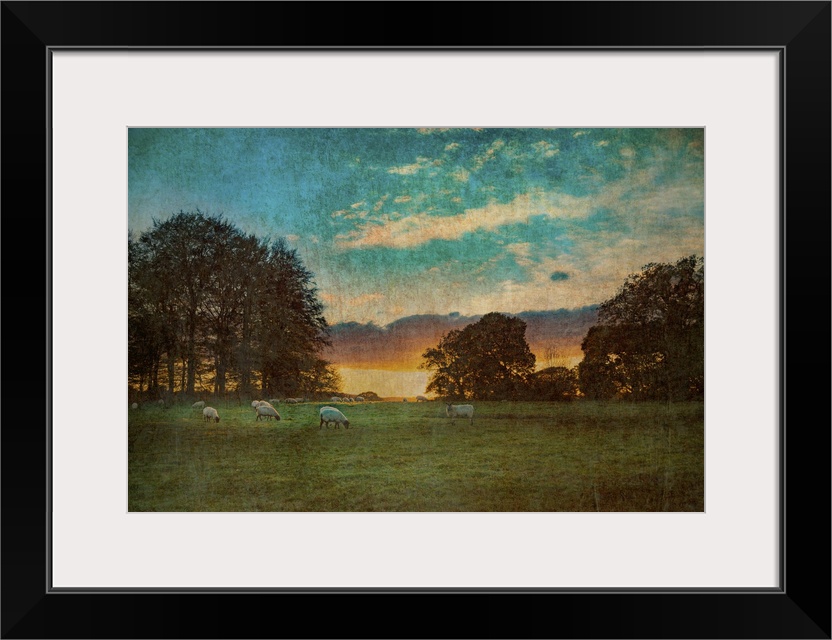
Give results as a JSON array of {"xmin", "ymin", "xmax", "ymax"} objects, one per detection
[{"xmin": 128, "ymin": 127, "xmax": 704, "ymax": 512}]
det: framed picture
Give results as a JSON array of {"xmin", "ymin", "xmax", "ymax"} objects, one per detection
[{"xmin": 4, "ymin": 2, "xmax": 829, "ymax": 638}]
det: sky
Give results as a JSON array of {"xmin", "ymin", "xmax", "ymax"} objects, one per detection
[{"xmin": 128, "ymin": 128, "xmax": 704, "ymax": 396}]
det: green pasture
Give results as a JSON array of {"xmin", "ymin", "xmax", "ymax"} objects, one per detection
[{"xmin": 128, "ymin": 400, "xmax": 704, "ymax": 512}]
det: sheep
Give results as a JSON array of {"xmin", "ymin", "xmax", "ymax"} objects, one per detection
[
  {"xmin": 130, "ymin": 402, "xmax": 138, "ymax": 410},
  {"xmin": 251, "ymin": 400, "xmax": 261, "ymax": 409},
  {"xmin": 256, "ymin": 400, "xmax": 273, "ymax": 408},
  {"xmin": 255, "ymin": 404, "xmax": 281, "ymax": 421},
  {"xmin": 331, "ymin": 397, "xmax": 342, "ymax": 403},
  {"xmin": 320, "ymin": 406, "xmax": 350, "ymax": 429},
  {"xmin": 445, "ymin": 403, "xmax": 474, "ymax": 425},
  {"xmin": 416, "ymin": 395, "xmax": 428, "ymax": 402},
  {"xmin": 285, "ymin": 398, "xmax": 298, "ymax": 404},
  {"xmin": 269, "ymin": 398, "xmax": 281, "ymax": 406},
  {"xmin": 203, "ymin": 407, "xmax": 220, "ymax": 423},
  {"xmin": 354, "ymin": 396, "xmax": 365, "ymax": 403},
  {"xmin": 192, "ymin": 400, "xmax": 205, "ymax": 410}
]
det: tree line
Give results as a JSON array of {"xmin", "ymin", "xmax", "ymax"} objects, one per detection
[
  {"xmin": 129, "ymin": 211, "xmax": 341, "ymax": 400},
  {"xmin": 421, "ymin": 255, "xmax": 705, "ymax": 402}
]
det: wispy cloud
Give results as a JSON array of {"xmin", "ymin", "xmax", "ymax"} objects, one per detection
[
  {"xmin": 532, "ymin": 141, "xmax": 560, "ymax": 158},
  {"xmin": 373, "ymin": 195, "xmax": 389, "ymax": 212},
  {"xmin": 471, "ymin": 139, "xmax": 506, "ymax": 171},
  {"xmin": 450, "ymin": 168, "xmax": 470, "ymax": 183},
  {"xmin": 336, "ymin": 190, "xmax": 590, "ymax": 249},
  {"xmin": 505, "ymin": 242, "xmax": 536, "ymax": 268},
  {"xmin": 387, "ymin": 156, "xmax": 442, "ymax": 175}
]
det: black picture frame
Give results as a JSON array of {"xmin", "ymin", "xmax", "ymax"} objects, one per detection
[{"xmin": 2, "ymin": 2, "xmax": 829, "ymax": 638}]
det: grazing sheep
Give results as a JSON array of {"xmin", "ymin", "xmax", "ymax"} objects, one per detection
[
  {"xmin": 354, "ymin": 396, "xmax": 365, "ymax": 403},
  {"xmin": 445, "ymin": 403, "xmax": 474, "ymax": 425},
  {"xmin": 192, "ymin": 400, "xmax": 205, "ymax": 410},
  {"xmin": 256, "ymin": 400, "xmax": 274, "ymax": 408},
  {"xmin": 416, "ymin": 395, "xmax": 428, "ymax": 402},
  {"xmin": 319, "ymin": 406, "xmax": 350, "ymax": 429},
  {"xmin": 331, "ymin": 397, "xmax": 342, "ymax": 403},
  {"xmin": 285, "ymin": 398, "xmax": 298, "ymax": 404},
  {"xmin": 255, "ymin": 405, "xmax": 281, "ymax": 421},
  {"xmin": 130, "ymin": 403, "xmax": 138, "ymax": 410},
  {"xmin": 202, "ymin": 407, "xmax": 220, "ymax": 423},
  {"xmin": 251, "ymin": 400, "xmax": 261, "ymax": 409},
  {"xmin": 269, "ymin": 399, "xmax": 281, "ymax": 406}
]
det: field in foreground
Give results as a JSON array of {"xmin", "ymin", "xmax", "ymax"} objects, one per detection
[{"xmin": 128, "ymin": 400, "xmax": 704, "ymax": 512}]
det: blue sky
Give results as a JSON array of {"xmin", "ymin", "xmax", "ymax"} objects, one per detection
[{"xmin": 129, "ymin": 127, "xmax": 704, "ymax": 330}]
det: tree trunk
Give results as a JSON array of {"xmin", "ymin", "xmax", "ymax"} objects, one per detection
[
  {"xmin": 186, "ymin": 310, "xmax": 196, "ymax": 395},
  {"xmin": 167, "ymin": 353, "xmax": 176, "ymax": 394},
  {"xmin": 215, "ymin": 352, "xmax": 227, "ymax": 395},
  {"xmin": 239, "ymin": 295, "xmax": 253, "ymax": 395}
]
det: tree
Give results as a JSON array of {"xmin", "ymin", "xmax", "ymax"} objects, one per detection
[
  {"xmin": 128, "ymin": 211, "xmax": 332, "ymax": 399},
  {"xmin": 252, "ymin": 239, "xmax": 331, "ymax": 396},
  {"xmin": 420, "ymin": 312, "xmax": 536, "ymax": 400},
  {"xmin": 527, "ymin": 366, "xmax": 580, "ymax": 401},
  {"xmin": 578, "ymin": 255, "xmax": 704, "ymax": 401}
]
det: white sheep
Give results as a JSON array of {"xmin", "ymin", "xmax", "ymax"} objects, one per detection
[
  {"xmin": 354, "ymin": 396, "xmax": 365, "ymax": 403},
  {"xmin": 320, "ymin": 406, "xmax": 350, "ymax": 429},
  {"xmin": 416, "ymin": 395, "xmax": 428, "ymax": 402},
  {"xmin": 251, "ymin": 400, "xmax": 261, "ymax": 409},
  {"xmin": 255, "ymin": 405, "xmax": 281, "ymax": 421},
  {"xmin": 192, "ymin": 400, "xmax": 205, "ymax": 410},
  {"xmin": 286, "ymin": 398, "xmax": 298, "ymax": 404},
  {"xmin": 445, "ymin": 403, "xmax": 474, "ymax": 425},
  {"xmin": 269, "ymin": 398, "xmax": 281, "ymax": 406},
  {"xmin": 130, "ymin": 402, "xmax": 138, "ymax": 410},
  {"xmin": 331, "ymin": 397, "xmax": 342, "ymax": 403},
  {"xmin": 203, "ymin": 407, "xmax": 220, "ymax": 423}
]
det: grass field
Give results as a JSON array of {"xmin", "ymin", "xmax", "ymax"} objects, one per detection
[{"xmin": 128, "ymin": 400, "xmax": 704, "ymax": 512}]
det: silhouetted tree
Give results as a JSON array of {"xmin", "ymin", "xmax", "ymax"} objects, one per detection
[
  {"xmin": 527, "ymin": 366, "xmax": 580, "ymax": 401},
  {"xmin": 578, "ymin": 255, "xmax": 704, "ymax": 401},
  {"xmin": 128, "ymin": 212, "xmax": 334, "ymax": 399},
  {"xmin": 421, "ymin": 312, "xmax": 536, "ymax": 400}
]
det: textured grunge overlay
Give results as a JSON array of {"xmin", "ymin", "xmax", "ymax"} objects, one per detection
[{"xmin": 128, "ymin": 128, "xmax": 704, "ymax": 512}]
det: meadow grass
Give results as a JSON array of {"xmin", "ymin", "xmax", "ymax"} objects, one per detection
[{"xmin": 128, "ymin": 400, "xmax": 704, "ymax": 512}]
